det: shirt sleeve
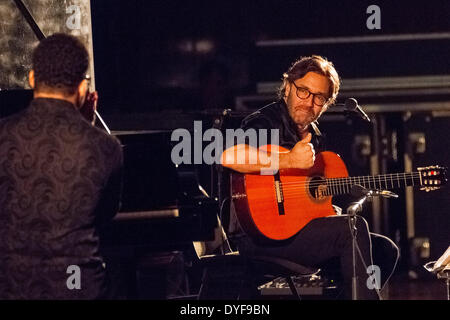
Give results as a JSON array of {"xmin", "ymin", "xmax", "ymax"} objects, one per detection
[{"xmin": 94, "ymin": 140, "xmax": 124, "ymax": 227}]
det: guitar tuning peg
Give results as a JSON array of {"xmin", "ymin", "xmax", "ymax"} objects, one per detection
[{"xmin": 421, "ymin": 186, "xmax": 438, "ymax": 192}]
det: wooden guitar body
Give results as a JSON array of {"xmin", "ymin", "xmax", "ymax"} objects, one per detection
[
  {"xmin": 231, "ymin": 149, "xmax": 348, "ymax": 243},
  {"xmin": 230, "ymin": 144, "xmax": 446, "ymax": 243}
]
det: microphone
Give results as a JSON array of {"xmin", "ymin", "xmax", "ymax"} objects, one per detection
[
  {"xmin": 379, "ymin": 190, "xmax": 399, "ymax": 198},
  {"xmin": 345, "ymin": 98, "xmax": 371, "ymax": 122},
  {"xmin": 350, "ymin": 184, "xmax": 369, "ymax": 197},
  {"xmin": 350, "ymin": 184, "xmax": 399, "ymax": 198}
]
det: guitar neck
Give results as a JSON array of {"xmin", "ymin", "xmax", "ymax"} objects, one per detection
[{"xmin": 325, "ymin": 172, "xmax": 421, "ymax": 196}]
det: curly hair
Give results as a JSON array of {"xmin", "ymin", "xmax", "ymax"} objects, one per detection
[
  {"xmin": 32, "ymin": 33, "xmax": 89, "ymax": 95},
  {"xmin": 277, "ymin": 55, "xmax": 341, "ymax": 106}
]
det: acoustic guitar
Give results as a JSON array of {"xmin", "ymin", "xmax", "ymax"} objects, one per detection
[{"xmin": 231, "ymin": 148, "xmax": 447, "ymax": 243}]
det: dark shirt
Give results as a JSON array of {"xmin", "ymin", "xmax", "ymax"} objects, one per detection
[
  {"xmin": 0, "ymin": 98, "xmax": 123, "ymax": 299},
  {"xmin": 240, "ymin": 100, "xmax": 325, "ymax": 151},
  {"xmin": 227, "ymin": 100, "xmax": 324, "ymax": 238}
]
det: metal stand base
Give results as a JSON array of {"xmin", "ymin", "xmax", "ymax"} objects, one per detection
[{"xmin": 437, "ymin": 270, "xmax": 450, "ymax": 300}]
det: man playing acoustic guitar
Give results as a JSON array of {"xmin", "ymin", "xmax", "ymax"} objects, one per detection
[{"xmin": 221, "ymin": 55, "xmax": 400, "ymax": 300}]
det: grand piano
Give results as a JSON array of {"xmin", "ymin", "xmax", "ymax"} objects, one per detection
[
  {"xmin": 103, "ymin": 130, "xmax": 218, "ymax": 247},
  {"xmin": 100, "ymin": 130, "xmax": 219, "ymax": 299}
]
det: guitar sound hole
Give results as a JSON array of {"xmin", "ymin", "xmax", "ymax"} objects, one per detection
[{"xmin": 308, "ymin": 176, "xmax": 327, "ymax": 200}]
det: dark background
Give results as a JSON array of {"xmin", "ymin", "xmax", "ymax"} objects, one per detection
[
  {"xmin": 0, "ymin": 0, "xmax": 448, "ymax": 297},
  {"xmin": 90, "ymin": 0, "xmax": 450, "ymax": 114},
  {"xmin": 88, "ymin": 0, "xmax": 450, "ymax": 267}
]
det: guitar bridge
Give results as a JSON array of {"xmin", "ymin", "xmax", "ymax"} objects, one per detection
[
  {"xmin": 274, "ymin": 180, "xmax": 284, "ymax": 203},
  {"xmin": 274, "ymin": 173, "xmax": 285, "ymax": 215}
]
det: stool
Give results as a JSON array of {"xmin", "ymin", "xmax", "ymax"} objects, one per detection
[{"xmin": 197, "ymin": 252, "xmax": 320, "ymax": 300}]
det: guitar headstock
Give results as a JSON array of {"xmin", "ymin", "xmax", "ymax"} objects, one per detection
[{"xmin": 417, "ymin": 166, "xmax": 448, "ymax": 192}]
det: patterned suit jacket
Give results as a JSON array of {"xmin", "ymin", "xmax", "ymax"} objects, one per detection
[{"xmin": 0, "ymin": 98, "xmax": 123, "ymax": 299}]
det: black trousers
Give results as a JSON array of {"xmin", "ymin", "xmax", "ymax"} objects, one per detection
[{"xmin": 235, "ymin": 214, "xmax": 400, "ymax": 300}]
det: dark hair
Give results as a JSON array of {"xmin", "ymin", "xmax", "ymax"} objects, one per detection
[
  {"xmin": 32, "ymin": 33, "xmax": 89, "ymax": 95},
  {"xmin": 277, "ymin": 55, "xmax": 340, "ymax": 106}
]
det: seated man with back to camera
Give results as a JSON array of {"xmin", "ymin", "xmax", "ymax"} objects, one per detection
[{"xmin": 0, "ymin": 33, "xmax": 123, "ymax": 299}]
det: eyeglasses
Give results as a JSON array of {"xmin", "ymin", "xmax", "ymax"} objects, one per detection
[
  {"xmin": 291, "ymin": 82, "xmax": 329, "ymax": 107},
  {"xmin": 84, "ymin": 74, "xmax": 92, "ymax": 89}
]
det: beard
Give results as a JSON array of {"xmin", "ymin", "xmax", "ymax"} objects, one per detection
[
  {"xmin": 289, "ymin": 105, "xmax": 317, "ymax": 130},
  {"xmin": 285, "ymin": 89, "xmax": 326, "ymax": 131}
]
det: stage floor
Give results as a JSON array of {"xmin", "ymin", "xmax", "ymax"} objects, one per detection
[{"xmin": 388, "ymin": 273, "xmax": 448, "ymax": 300}]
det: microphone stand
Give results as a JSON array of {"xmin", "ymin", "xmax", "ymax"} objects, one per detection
[
  {"xmin": 346, "ymin": 186, "xmax": 398, "ymax": 300},
  {"xmin": 346, "ymin": 193, "xmax": 370, "ymax": 300}
]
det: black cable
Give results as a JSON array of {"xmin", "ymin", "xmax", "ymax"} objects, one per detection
[
  {"xmin": 218, "ymin": 197, "xmax": 232, "ymax": 254},
  {"xmin": 347, "ymin": 214, "xmax": 383, "ymax": 300},
  {"xmin": 354, "ymin": 216, "xmax": 400, "ymax": 295}
]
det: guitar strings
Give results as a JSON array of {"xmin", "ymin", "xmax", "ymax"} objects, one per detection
[
  {"xmin": 272, "ymin": 174, "xmax": 423, "ymax": 190},
  {"xmin": 282, "ymin": 182, "xmax": 422, "ymax": 193},
  {"xmin": 245, "ymin": 190, "xmax": 449, "ymax": 202},
  {"xmin": 282, "ymin": 175, "xmax": 421, "ymax": 183},
  {"xmin": 271, "ymin": 173, "xmax": 424, "ymax": 198},
  {"xmin": 278, "ymin": 172, "xmax": 422, "ymax": 187},
  {"xmin": 247, "ymin": 194, "xmax": 450, "ymax": 201},
  {"xmin": 244, "ymin": 171, "xmax": 442, "ymax": 201}
]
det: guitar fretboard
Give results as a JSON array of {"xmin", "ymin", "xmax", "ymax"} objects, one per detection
[{"xmin": 324, "ymin": 172, "xmax": 421, "ymax": 196}]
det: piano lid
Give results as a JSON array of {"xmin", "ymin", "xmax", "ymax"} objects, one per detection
[
  {"xmin": 113, "ymin": 130, "xmax": 212, "ymax": 213},
  {"xmin": 0, "ymin": 0, "xmax": 95, "ymax": 91}
]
